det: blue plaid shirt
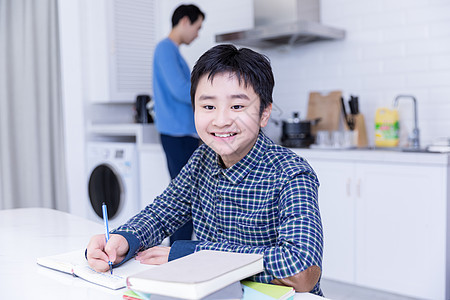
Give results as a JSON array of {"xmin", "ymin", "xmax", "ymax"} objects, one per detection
[{"xmin": 115, "ymin": 132, "xmax": 323, "ymax": 295}]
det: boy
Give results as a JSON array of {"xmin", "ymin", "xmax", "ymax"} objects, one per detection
[{"xmin": 87, "ymin": 44, "xmax": 323, "ymax": 295}]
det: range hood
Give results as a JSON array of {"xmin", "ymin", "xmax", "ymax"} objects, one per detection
[{"xmin": 215, "ymin": 0, "xmax": 345, "ymax": 48}]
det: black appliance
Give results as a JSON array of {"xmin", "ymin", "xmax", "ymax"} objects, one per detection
[
  {"xmin": 135, "ymin": 94, "xmax": 154, "ymax": 124},
  {"xmin": 281, "ymin": 112, "xmax": 320, "ymax": 148}
]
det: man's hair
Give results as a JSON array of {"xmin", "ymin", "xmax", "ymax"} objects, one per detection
[
  {"xmin": 172, "ymin": 4, "xmax": 205, "ymax": 27},
  {"xmin": 190, "ymin": 44, "xmax": 274, "ymax": 115}
]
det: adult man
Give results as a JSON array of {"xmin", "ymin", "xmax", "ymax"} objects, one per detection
[{"xmin": 152, "ymin": 4, "xmax": 205, "ymax": 244}]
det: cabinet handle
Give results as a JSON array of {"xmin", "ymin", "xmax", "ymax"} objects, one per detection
[
  {"xmin": 346, "ymin": 178, "xmax": 351, "ymax": 197},
  {"xmin": 356, "ymin": 179, "xmax": 361, "ymax": 198}
]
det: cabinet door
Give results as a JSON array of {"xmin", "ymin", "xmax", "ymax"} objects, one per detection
[
  {"xmin": 139, "ymin": 145, "xmax": 171, "ymax": 208},
  {"xmin": 307, "ymin": 159, "xmax": 356, "ymax": 283},
  {"xmin": 355, "ymin": 162, "xmax": 447, "ymax": 299},
  {"xmin": 83, "ymin": 0, "xmax": 155, "ymax": 103}
]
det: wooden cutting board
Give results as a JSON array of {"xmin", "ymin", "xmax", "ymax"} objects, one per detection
[{"xmin": 306, "ymin": 90, "xmax": 342, "ymax": 135}]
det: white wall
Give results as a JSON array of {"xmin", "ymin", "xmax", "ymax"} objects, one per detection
[{"xmin": 262, "ymin": 0, "xmax": 450, "ymax": 147}]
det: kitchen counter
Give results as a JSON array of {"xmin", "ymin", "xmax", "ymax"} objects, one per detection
[
  {"xmin": 87, "ymin": 123, "xmax": 160, "ymax": 146},
  {"xmin": 291, "ymin": 147, "xmax": 450, "ymax": 166}
]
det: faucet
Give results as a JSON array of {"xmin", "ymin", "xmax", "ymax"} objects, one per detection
[{"xmin": 393, "ymin": 95, "xmax": 420, "ymax": 149}]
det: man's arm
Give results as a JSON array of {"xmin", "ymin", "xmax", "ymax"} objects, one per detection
[{"xmin": 154, "ymin": 43, "xmax": 191, "ymax": 104}]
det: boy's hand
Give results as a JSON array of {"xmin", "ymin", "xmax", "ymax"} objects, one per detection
[
  {"xmin": 86, "ymin": 234, "xmax": 129, "ymax": 272},
  {"xmin": 135, "ymin": 246, "xmax": 170, "ymax": 265}
]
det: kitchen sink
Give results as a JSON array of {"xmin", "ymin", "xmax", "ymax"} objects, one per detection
[
  {"xmin": 360, "ymin": 146, "xmax": 435, "ymax": 153},
  {"xmin": 399, "ymin": 147, "xmax": 434, "ymax": 153}
]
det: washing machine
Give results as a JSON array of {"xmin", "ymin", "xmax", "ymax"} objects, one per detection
[{"xmin": 86, "ymin": 142, "xmax": 141, "ymax": 229}]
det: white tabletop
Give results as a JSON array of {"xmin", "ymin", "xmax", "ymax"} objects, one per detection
[{"xmin": 0, "ymin": 208, "xmax": 325, "ymax": 300}]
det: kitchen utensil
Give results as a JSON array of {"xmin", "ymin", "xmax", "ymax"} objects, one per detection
[
  {"xmin": 343, "ymin": 130, "xmax": 356, "ymax": 148},
  {"xmin": 135, "ymin": 94, "xmax": 154, "ymax": 124},
  {"xmin": 349, "ymin": 95, "xmax": 359, "ymax": 114},
  {"xmin": 307, "ymin": 91, "xmax": 342, "ymax": 135},
  {"xmin": 341, "ymin": 97, "xmax": 355, "ymax": 131},
  {"xmin": 331, "ymin": 131, "xmax": 343, "ymax": 148},
  {"xmin": 281, "ymin": 112, "xmax": 321, "ymax": 148},
  {"xmin": 315, "ymin": 131, "xmax": 330, "ymax": 147}
]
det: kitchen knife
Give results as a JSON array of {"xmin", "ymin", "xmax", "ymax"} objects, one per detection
[
  {"xmin": 341, "ymin": 97, "xmax": 355, "ymax": 130},
  {"xmin": 349, "ymin": 95, "xmax": 359, "ymax": 115}
]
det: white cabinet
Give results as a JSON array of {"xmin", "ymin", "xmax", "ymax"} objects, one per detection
[
  {"xmin": 82, "ymin": 0, "xmax": 156, "ymax": 103},
  {"xmin": 295, "ymin": 149, "xmax": 450, "ymax": 300},
  {"xmin": 354, "ymin": 162, "xmax": 447, "ymax": 299},
  {"xmin": 139, "ymin": 144, "xmax": 171, "ymax": 208},
  {"xmin": 305, "ymin": 159, "xmax": 356, "ymax": 283}
]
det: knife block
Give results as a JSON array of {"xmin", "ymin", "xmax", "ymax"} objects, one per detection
[{"xmin": 345, "ymin": 114, "xmax": 368, "ymax": 147}]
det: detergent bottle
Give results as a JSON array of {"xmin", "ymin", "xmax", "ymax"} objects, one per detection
[{"xmin": 375, "ymin": 108, "xmax": 399, "ymax": 147}]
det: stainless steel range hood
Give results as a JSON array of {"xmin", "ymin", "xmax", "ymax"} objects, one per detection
[{"xmin": 215, "ymin": 0, "xmax": 345, "ymax": 48}]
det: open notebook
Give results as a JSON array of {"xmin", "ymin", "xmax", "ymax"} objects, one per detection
[{"xmin": 37, "ymin": 249, "xmax": 152, "ymax": 289}]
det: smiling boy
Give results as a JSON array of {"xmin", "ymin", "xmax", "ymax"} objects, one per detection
[{"xmin": 87, "ymin": 45, "xmax": 323, "ymax": 295}]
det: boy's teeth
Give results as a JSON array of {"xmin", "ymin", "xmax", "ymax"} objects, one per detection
[{"xmin": 215, "ymin": 133, "xmax": 234, "ymax": 137}]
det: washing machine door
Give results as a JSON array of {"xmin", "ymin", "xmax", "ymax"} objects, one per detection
[{"xmin": 88, "ymin": 164, "xmax": 122, "ymax": 220}]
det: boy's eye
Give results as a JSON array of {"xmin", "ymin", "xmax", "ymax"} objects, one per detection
[
  {"xmin": 203, "ymin": 105, "xmax": 215, "ymax": 110},
  {"xmin": 231, "ymin": 105, "xmax": 244, "ymax": 110}
]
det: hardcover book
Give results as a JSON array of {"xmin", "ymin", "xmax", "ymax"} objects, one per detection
[{"xmin": 127, "ymin": 250, "xmax": 264, "ymax": 299}]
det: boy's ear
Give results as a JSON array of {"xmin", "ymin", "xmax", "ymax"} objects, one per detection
[{"xmin": 260, "ymin": 104, "xmax": 272, "ymax": 128}]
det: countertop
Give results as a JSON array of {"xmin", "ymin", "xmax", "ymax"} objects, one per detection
[{"xmin": 292, "ymin": 147, "xmax": 450, "ymax": 166}]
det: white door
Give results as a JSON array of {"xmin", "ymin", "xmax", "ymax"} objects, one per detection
[
  {"xmin": 307, "ymin": 158, "xmax": 357, "ymax": 283},
  {"xmin": 355, "ymin": 162, "xmax": 447, "ymax": 299}
]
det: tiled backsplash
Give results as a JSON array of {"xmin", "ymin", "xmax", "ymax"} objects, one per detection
[{"xmin": 263, "ymin": 0, "xmax": 450, "ymax": 146}]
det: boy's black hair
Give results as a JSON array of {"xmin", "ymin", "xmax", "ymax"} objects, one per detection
[
  {"xmin": 190, "ymin": 44, "xmax": 274, "ymax": 116},
  {"xmin": 172, "ymin": 4, "xmax": 205, "ymax": 27}
]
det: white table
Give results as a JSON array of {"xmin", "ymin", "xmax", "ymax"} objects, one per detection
[{"xmin": 0, "ymin": 208, "xmax": 325, "ymax": 299}]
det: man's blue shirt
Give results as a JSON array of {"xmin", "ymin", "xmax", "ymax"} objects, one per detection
[{"xmin": 152, "ymin": 38, "xmax": 196, "ymax": 136}]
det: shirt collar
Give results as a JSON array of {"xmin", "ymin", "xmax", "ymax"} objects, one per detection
[{"xmin": 214, "ymin": 131, "xmax": 269, "ymax": 184}]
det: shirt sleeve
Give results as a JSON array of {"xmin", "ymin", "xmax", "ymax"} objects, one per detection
[
  {"xmin": 111, "ymin": 160, "xmax": 195, "ymax": 254},
  {"xmin": 109, "ymin": 231, "xmax": 141, "ymax": 267},
  {"xmin": 168, "ymin": 240, "xmax": 201, "ymax": 261},
  {"xmin": 153, "ymin": 44, "xmax": 191, "ymax": 105},
  {"xmin": 194, "ymin": 170, "xmax": 323, "ymax": 284}
]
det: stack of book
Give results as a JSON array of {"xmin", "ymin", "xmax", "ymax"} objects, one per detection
[
  {"xmin": 126, "ymin": 250, "xmax": 264, "ymax": 299},
  {"xmin": 124, "ymin": 280, "xmax": 295, "ymax": 300},
  {"xmin": 241, "ymin": 281, "xmax": 295, "ymax": 300}
]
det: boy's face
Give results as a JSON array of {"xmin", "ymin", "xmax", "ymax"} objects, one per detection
[{"xmin": 194, "ymin": 72, "xmax": 272, "ymax": 168}]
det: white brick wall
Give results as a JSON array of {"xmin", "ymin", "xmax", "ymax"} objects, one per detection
[{"xmin": 263, "ymin": 0, "xmax": 450, "ymax": 147}]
